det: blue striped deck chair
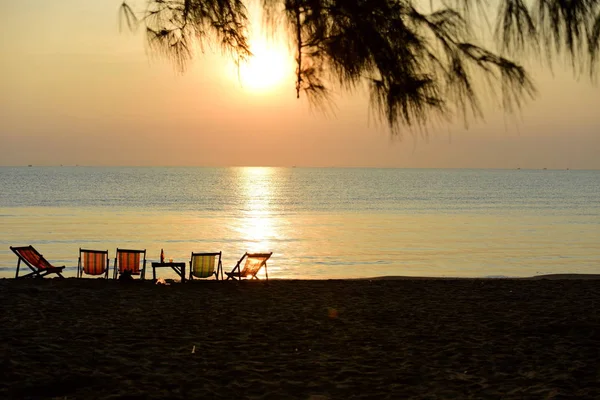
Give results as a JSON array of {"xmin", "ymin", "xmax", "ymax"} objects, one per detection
[{"xmin": 189, "ymin": 252, "xmax": 223, "ymax": 280}]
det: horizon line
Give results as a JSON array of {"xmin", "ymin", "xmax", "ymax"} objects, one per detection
[{"xmin": 0, "ymin": 165, "xmax": 596, "ymax": 171}]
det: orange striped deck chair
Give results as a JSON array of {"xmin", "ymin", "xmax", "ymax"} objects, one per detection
[
  {"xmin": 78, "ymin": 249, "xmax": 109, "ymax": 278},
  {"xmin": 10, "ymin": 245, "xmax": 65, "ymax": 279},
  {"xmin": 225, "ymin": 252, "xmax": 272, "ymax": 281},
  {"xmin": 113, "ymin": 248, "xmax": 146, "ymax": 279},
  {"xmin": 189, "ymin": 251, "xmax": 223, "ymax": 280}
]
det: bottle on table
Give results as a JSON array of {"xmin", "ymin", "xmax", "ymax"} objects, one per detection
[{"xmin": 160, "ymin": 248, "xmax": 164, "ymax": 263}]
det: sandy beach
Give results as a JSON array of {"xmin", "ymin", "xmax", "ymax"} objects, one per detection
[{"xmin": 1, "ymin": 277, "xmax": 599, "ymax": 399}]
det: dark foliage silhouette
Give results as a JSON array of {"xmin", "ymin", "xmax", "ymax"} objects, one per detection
[{"xmin": 119, "ymin": 0, "xmax": 599, "ymax": 133}]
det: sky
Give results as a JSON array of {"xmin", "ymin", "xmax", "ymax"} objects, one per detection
[{"xmin": 1, "ymin": 0, "xmax": 599, "ymax": 169}]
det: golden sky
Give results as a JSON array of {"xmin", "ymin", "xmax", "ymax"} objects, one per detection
[{"xmin": 1, "ymin": 0, "xmax": 599, "ymax": 169}]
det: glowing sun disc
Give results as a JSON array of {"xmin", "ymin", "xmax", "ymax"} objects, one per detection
[{"xmin": 238, "ymin": 38, "xmax": 291, "ymax": 92}]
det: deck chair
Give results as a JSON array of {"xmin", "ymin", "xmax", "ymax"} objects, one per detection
[
  {"xmin": 189, "ymin": 251, "xmax": 223, "ymax": 280},
  {"xmin": 10, "ymin": 245, "xmax": 65, "ymax": 279},
  {"xmin": 113, "ymin": 248, "xmax": 146, "ymax": 279},
  {"xmin": 78, "ymin": 249, "xmax": 109, "ymax": 278},
  {"xmin": 225, "ymin": 252, "xmax": 272, "ymax": 281}
]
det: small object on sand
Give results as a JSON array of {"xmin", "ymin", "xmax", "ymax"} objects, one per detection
[
  {"xmin": 327, "ymin": 307, "xmax": 338, "ymax": 319},
  {"xmin": 156, "ymin": 277, "xmax": 170, "ymax": 286}
]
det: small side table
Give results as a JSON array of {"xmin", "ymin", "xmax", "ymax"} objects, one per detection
[{"xmin": 151, "ymin": 262, "xmax": 186, "ymax": 283}]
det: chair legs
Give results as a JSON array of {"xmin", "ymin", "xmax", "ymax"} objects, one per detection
[{"xmin": 15, "ymin": 259, "xmax": 64, "ymax": 279}]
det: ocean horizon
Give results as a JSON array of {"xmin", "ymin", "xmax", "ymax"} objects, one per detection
[{"xmin": 1, "ymin": 166, "xmax": 599, "ymax": 279}]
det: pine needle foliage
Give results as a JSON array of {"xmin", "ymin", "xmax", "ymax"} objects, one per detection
[{"xmin": 120, "ymin": 0, "xmax": 599, "ymax": 133}]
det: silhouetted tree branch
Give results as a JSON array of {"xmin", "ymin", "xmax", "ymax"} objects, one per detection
[{"xmin": 120, "ymin": 0, "xmax": 599, "ymax": 134}]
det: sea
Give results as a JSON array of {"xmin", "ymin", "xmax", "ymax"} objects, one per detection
[{"xmin": 1, "ymin": 167, "xmax": 599, "ymax": 279}]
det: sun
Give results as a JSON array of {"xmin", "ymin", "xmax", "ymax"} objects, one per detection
[
  {"xmin": 236, "ymin": 36, "xmax": 292, "ymax": 93},
  {"xmin": 224, "ymin": 2, "xmax": 293, "ymax": 93}
]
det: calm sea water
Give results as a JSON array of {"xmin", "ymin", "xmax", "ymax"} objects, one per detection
[{"xmin": 1, "ymin": 167, "xmax": 598, "ymax": 279}]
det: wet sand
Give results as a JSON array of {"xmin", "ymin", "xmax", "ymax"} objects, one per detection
[{"xmin": 1, "ymin": 276, "xmax": 599, "ymax": 399}]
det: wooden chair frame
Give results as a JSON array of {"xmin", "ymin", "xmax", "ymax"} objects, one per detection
[
  {"xmin": 113, "ymin": 248, "xmax": 147, "ymax": 279},
  {"xmin": 225, "ymin": 252, "xmax": 272, "ymax": 281},
  {"xmin": 77, "ymin": 248, "xmax": 109, "ymax": 278},
  {"xmin": 10, "ymin": 245, "xmax": 65, "ymax": 279},
  {"xmin": 189, "ymin": 251, "xmax": 223, "ymax": 281}
]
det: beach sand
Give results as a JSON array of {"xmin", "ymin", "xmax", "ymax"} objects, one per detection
[{"xmin": 1, "ymin": 277, "xmax": 599, "ymax": 399}]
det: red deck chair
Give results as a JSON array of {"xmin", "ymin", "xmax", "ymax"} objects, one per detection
[
  {"xmin": 78, "ymin": 248, "xmax": 110, "ymax": 278},
  {"xmin": 113, "ymin": 248, "xmax": 146, "ymax": 279},
  {"xmin": 10, "ymin": 245, "xmax": 65, "ymax": 279},
  {"xmin": 225, "ymin": 252, "xmax": 272, "ymax": 281}
]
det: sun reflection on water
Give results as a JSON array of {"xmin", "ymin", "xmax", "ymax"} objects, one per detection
[{"xmin": 239, "ymin": 167, "xmax": 277, "ymax": 253}]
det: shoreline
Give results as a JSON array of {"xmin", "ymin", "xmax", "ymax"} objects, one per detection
[
  {"xmin": 3, "ymin": 272, "xmax": 600, "ymax": 282},
  {"xmin": 360, "ymin": 273, "xmax": 600, "ymax": 280}
]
